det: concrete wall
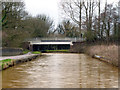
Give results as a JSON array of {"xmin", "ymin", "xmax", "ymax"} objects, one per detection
[{"xmin": 1, "ymin": 47, "xmax": 23, "ymax": 56}]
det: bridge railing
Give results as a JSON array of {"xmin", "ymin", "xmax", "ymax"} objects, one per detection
[{"xmin": 25, "ymin": 37, "xmax": 86, "ymax": 42}]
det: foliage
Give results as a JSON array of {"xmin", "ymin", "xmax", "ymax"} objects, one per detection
[
  {"xmin": 46, "ymin": 50, "xmax": 69, "ymax": 52},
  {"xmin": 32, "ymin": 15, "xmax": 53, "ymax": 37},
  {"xmin": 32, "ymin": 51, "xmax": 41, "ymax": 54},
  {"xmin": 55, "ymin": 20, "xmax": 79, "ymax": 37},
  {"xmin": 2, "ymin": 2, "xmax": 27, "ymax": 29},
  {"xmin": 23, "ymin": 50, "xmax": 41, "ymax": 54},
  {"xmin": 0, "ymin": 59, "xmax": 13, "ymax": 69},
  {"xmin": 2, "ymin": 1, "xmax": 54, "ymax": 48},
  {"xmin": 2, "ymin": 29, "xmax": 31, "ymax": 47},
  {"xmin": 84, "ymin": 31, "xmax": 97, "ymax": 42},
  {"xmin": 23, "ymin": 50, "xmax": 30, "ymax": 54},
  {"xmin": 0, "ymin": 59, "xmax": 12, "ymax": 63}
]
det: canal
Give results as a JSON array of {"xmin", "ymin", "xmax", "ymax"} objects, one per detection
[{"xmin": 2, "ymin": 53, "xmax": 118, "ymax": 88}]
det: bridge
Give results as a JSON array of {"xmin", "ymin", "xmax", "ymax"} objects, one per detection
[{"xmin": 24, "ymin": 38, "xmax": 86, "ymax": 51}]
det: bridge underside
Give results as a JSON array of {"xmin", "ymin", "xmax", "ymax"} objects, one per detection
[{"xmin": 31, "ymin": 44, "xmax": 71, "ymax": 51}]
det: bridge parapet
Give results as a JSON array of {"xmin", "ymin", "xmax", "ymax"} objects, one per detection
[{"xmin": 25, "ymin": 37, "xmax": 86, "ymax": 42}]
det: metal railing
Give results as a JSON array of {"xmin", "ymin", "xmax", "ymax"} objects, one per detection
[{"xmin": 25, "ymin": 37, "xmax": 86, "ymax": 42}]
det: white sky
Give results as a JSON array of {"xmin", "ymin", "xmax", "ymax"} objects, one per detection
[
  {"xmin": 24, "ymin": 0, "xmax": 119, "ymax": 27},
  {"xmin": 24, "ymin": 0, "xmax": 60, "ymax": 28}
]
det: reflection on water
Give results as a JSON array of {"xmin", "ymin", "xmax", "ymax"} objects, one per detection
[{"xmin": 2, "ymin": 53, "xmax": 118, "ymax": 88}]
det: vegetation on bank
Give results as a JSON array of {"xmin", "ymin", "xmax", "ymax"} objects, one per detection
[
  {"xmin": 0, "ymin": 59, "xmax": 12, "ymax": 63},
  {"xmin": 32, "ymin": 51, "xmax": 42, "ymax": 54},
  {"xmin": 86, "ymin": 44, "xmax": 118, "ymax": 66},
  {"xmin": 70, "ymin": 42, "xmax": 118, "ymax": 67},
  {"xmin": 23, "ymin": 49, "xmax": 69, "ymax": 54},
  {"xmin": 0, "ymin": 54, "xmax": 40, "ymax": 70},
  {"xmin": 0, "ymin": 59, "xmax": 14, "ymax": 70},
  {"xmin": 23, "ymin": 50, "xmax": 30, "ymax": 54},
  {"xmin": 45, "ymin": 50, "xmax": 69, "ymax": 53},
  {"xmin": 23, "ymin": 50, "xmax": 42, "ymax": 55}
]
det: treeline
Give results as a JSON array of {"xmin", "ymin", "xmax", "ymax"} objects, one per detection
[
  {"xmin": 57, "ymin": 0, "xmax": 120, "ymax": 43},
  {"xmin": 2, "ymin": 1, "xmax": 120, "ymax": 47},
  {"xmin": 2, "ymin": 1, "xmax": 53, "ymax": 47}
]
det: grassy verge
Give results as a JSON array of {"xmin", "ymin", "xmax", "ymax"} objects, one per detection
[
  {"xmin": 23, "ymin": 50, "xmax": 42, "ymax": 55},
  {"xmin": 23, "ymin": 50, "xmax": 30, "ymax": 54},
  {"xmin": 0, "ymin": 59, "xmax": 14, "ymax": 70},
  {"xmin": 0, "ymin": 59, "xmax": 12, "ymax": 63},
  {"xmin": 46, "ymin": 50, "xmax": 69, "ymax": 53},
  {"xmin": 70, "ymin": 42, "xmax": 118, "ymax": 67},
  {"xmin": 86, "ymin": 44, "xmax": 118, "ymax": 66},
  {"xmin": 32, "ymin": 51, "xmax": 42, "ymax": 54}
]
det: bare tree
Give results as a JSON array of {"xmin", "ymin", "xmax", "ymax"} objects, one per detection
[
  {"xmin": 83, "ymin": 0, "xmax": 97, "ymax": 31},
  {"xmin": 60, "ymin": 0, "xmax": 84, "ymax": 37},
  {"xmin": 118, "ymin": 0, "xmax": 120, "ymax": 41},
  {"xmin": 98, "ymin": 0, "xmax": 101, "ymax": 38},
  {"xmin": 55, "ymin": 20, "xmax": 78, "ymax": 37}
]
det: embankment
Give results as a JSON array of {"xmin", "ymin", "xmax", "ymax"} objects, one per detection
[
  {"xmin": 0, "ymin": 54, "xmax": 41, "ymax": 70},
  {"xmin": 70, "ymin": 42, "xmax": 118, "ymax": 67}
]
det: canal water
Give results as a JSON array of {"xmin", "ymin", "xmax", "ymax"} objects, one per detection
[{"xmin": 2, "ymin": 53, "xmax": 118, "ymax": 88}]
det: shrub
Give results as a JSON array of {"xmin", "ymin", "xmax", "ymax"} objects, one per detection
[
  {"xmin": 23, "ymin": 50, "xmax": 30, "ymax": 54},
  {"xmin": 84, "ymin": 31, "xmax": 97, "ymax": 42}
]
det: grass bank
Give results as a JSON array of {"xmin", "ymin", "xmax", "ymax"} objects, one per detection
[
  {"xmin": 45, "ymin": 50, "xmax": 69, "ymax": 53},
  {"xmin": 0, "ymin": 59, "xmax": 15, "ymax": 70},
  {"xmin": 70, "ymin": 42, "xmax": 118, "ymax": 67},
  {"xmin": 32, "ymin": 51, "xmax": 42, "ymax": 54},
  {"xmin": 23, "ymin": 50, "xmax": 42, "ymax": 55},
  {"xmin": 86, "ymin": 44, "xmax": 118, "ymax": 67}
]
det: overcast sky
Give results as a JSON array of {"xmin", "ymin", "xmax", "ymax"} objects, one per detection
[
  {"xmin": 24, "ymin": 0, "xmax": 119, "ymax": 27},
  {"xmin": 24, "ymin": 0, "xmax": 60, "ymax": 27}
]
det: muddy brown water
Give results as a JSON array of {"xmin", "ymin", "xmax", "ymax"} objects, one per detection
[{"xmin": 1, "ymin": 53, "xmax": 118, "ymax": 88}]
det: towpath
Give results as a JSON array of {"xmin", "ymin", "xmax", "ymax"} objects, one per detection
[{"xmin": 0, "ymin": 53, "xmax": 36, "ymax": 61}]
